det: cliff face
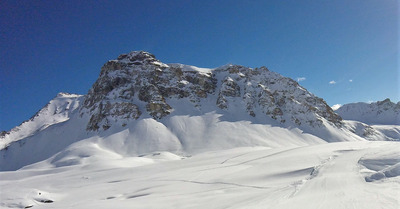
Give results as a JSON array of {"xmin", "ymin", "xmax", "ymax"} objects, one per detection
[
  {"xmin": 81, "ymin": 51, "xmax": 217, "ymax": 130},
  {"xmin": 81, "ymin": 51, "xmax": 342, "ymax": 131}
]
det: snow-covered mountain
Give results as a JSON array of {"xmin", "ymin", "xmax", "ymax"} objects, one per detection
[
  {"xmin": 334, "ymin": 99, "xmax": 400, "ymax": 141},
  {"xmin": 81, "ymin": 51, "xmax": 342, "ymax": 132},
  {"xmin": 0, "ymin": 93, "xmax": 83, "ymax": 149},
  {"xmin": 1, "ymin": 51, "xmax": 399, "ymax": 209},
  {"xmin": 1, "ymin": 51, "xmax": 397, "ymax": 171},
  {"xmin": 335, "ymin": 99, "xmax": 400, "ymax": 125}
]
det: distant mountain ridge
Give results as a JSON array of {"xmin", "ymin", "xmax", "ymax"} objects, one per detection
[{"xmin": 335, "ymin": 99, "xmax": 400, "ymax": 125}]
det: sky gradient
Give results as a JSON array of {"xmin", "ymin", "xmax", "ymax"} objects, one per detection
[{"xmin": 1, "ymin": 0, "xmax": 398, "ymax": 131}]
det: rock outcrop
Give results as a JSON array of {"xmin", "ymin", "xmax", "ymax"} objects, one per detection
[
  {"xmin": 81, "ymin": 51, "xmax": 342, "ymax": 131},
  {"xmin": 82, "ymin": 51, "xmax": 217, "ymax": 130}
]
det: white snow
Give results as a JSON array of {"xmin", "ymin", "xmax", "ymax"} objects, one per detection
[
  {"xmin": 359, "ymin": 144, "xmax": 400, "ymax": 182},
  {"xmin": 371, "ymin": 125, "xmax": 400, "ymax": 140},
  {"xmin": 0, "ymin": 110, "xmax": 330, "ymax": 171},
  {"xmin": 168, "ymin": 63, "xmax": 213, "ymax": 76},
  {"xmin": 1, "ymin": 141, "xmax": 399, "ymax": 209},
  {"xmin": 152, "ymin": 61, "xmax": 169, "ymax": 68},
  {"xmin": 179, "ymin": 80, "xmax": 189, "ymax": 85},
  {"xmin": 0, "ymin": 93, "xmax": 83, "ymax": 149},
  {"xmin": 331, "ymin": 104, "xmax": 342, "ymax": 111}
]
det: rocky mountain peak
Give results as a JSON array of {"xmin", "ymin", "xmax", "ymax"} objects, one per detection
[
  {"xmin": 99, "ymin": 51, "xmax": 167, "ymax": 77},
  {"xmin": 81, "ymin": 51, "xmax": 342, "ymax": 131},
  {"xmin": 336, "ymin": 99, "xmax": 400, "ymax": 125},
  {"xmin": 376, "ymin": 98, "xmax": 400, "ymax": 110},
  {"xmin": 82, "ymin": 52, "xmax": 217, "ymax": 131},
  {"xmin": 117, "ymin": 51, "xmax": 158, "ymax": 64},
  {"xmin": 57, "ymin": 92, "xmax": 81, "ymax": 98}
]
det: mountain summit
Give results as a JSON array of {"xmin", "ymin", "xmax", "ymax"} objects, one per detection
[
  {"xmin": 336, "ymin": 99, "xmax": 400, "ymax": 125},
  {"xmin": 81, "ymin": 51, "xmax": 341, "ymax": 132}
]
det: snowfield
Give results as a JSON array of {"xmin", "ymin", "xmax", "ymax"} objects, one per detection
[{"xmin": 1, "ymin": 141, "xmax": 399, "ymax": 209}]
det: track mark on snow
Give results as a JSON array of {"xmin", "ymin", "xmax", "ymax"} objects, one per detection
[
  {"xmin": 199, "ymin": 147, "xmax": 303, "ymax": 172},
  {"xmin": 126, "ymin": 193, "xmax": 150, "ymax": 199},
  {"xmin": 161, "ymin": 179, "xmax": 270, "ymax": 190},
  {"xmin": 220, "ymin": 152, "xmax": 251, "ymax": 164},
  {"xmin": 289, "ymin": 155, "xmax": 338, "ymax": 198}
]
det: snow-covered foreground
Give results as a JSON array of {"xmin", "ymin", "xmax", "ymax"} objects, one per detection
[{"xmin": 1, "ymin": 141, "xmax": 399, "ymax": 209}]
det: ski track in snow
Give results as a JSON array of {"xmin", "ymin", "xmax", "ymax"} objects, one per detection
[
  {"xmin": 158, "ymin": 179, "xmax": 271, "ymax": 190},
  {"xmin": 220, "ymin": 152, "xmax": 252, "ymax": 164},
  {"xmin": 278, "ymin": 145, "xmax": 399, "ymax": 209}
]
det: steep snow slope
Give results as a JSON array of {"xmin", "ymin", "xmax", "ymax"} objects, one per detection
[
  {"xmin": 1, "ymin": 141, "xmax": 398, "ymax": 209},
  {"xmin": 371, "ymin": 125, "xmax": 400, "ymax": 140},
  {"xmin": 0, "ymin": 111, "xmax": 333, "ymax": 171},
  {"xmin": 0, "ymin": 93, "xmax": 83, "ymax": 149},
  {"xmin": 342, "ymin": 120, "xmax": 400, "ymax": 141},
  {"xmin": 336, "ymin": 99, "xmax": 400, "ymax": 125}
]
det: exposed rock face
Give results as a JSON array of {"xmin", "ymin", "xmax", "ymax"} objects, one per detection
[
  {"xmin": 214, "ymin": 65, "xmax": 342, "ymax": 127},
  {"xmin": 81, "ymin": 51, "xmax": 342, "ymax": 131},
  {"xmin": 86, "ymin": 101, "xmax": 141, "ymax": 130},
  {"xmin": 82, "ymin": 51, "xmax": 217, "ymax": 130}
]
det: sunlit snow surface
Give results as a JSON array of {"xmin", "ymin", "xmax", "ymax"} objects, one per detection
[
  {"xmin": 1, "ymin": 141, "xmax": 399, "ymax": 209},
  {"xmin": 0, "ymin": 93, "xmax": 83, "ymax": 149}
]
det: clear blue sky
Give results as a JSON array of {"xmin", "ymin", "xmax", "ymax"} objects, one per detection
[{"xmin": 0, "ymin": 0, "xmax": 398, "ymax": 131}]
